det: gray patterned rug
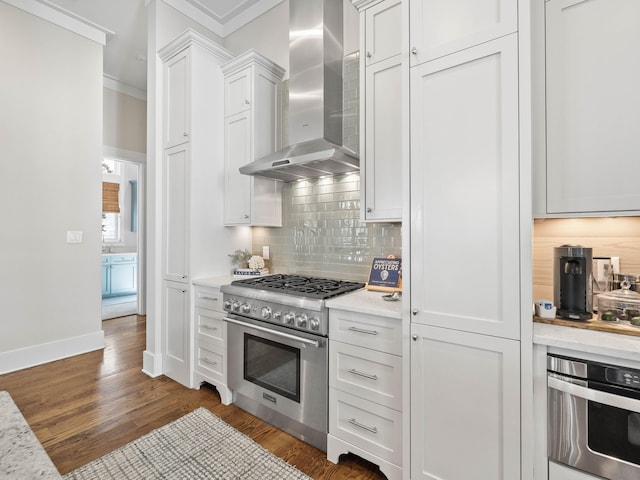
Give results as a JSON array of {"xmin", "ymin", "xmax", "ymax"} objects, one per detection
[{"xmin": 62, "ymin": 408, "xmax": 312, "ymax": 480}]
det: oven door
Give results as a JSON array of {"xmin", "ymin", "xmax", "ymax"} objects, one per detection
[
  {"xmin": 225, "ymin": 314, "xmax": 328, "ymax": 446},
  {"xmin": 548, "ymin": 372, "xmax": 640, "ymax": 480}
]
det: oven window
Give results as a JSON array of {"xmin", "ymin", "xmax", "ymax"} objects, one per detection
[
  {"xmin": 588, "ymin": 401, "xmax": 640, "ymax": 465},
  {"xmin": 243, "ymin": 333, "xmax": 301, "ymax": 403}
]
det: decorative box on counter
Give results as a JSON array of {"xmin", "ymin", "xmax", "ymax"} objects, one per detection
[{"xmin": 233, "ymin": 268, "xmax": 269, "ymax": 278}]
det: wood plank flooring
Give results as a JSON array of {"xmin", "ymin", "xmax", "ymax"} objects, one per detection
[{"xmin": 0, "ymin": 315, "xmax": 387, "ymax": 479}]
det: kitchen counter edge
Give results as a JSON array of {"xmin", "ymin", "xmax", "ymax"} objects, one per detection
[
  {"xmin": 325, "ymin": 289, "xmax": 402, "ymax": 319},
  {"xmin": 534, "ymin": 322, "xmax": 640, "ymax": 363}
]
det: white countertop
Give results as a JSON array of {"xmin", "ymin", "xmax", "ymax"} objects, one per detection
[
  {"xmin": 326, "ymin": 289, "xmax": 402, "ymax": 319},
  {"xmin": 534, "ymin": 322, "xmax": 640, "ymax": 364},
  {"xmin": 192, "ymin": 275, "xmax": 235, "ymax": 288}
]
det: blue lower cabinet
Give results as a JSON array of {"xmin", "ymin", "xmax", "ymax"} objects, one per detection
[{"xmin": 102, "ymin": 254, "xmax": 137, "ymax": 298}]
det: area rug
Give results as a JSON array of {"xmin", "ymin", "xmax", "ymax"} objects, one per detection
[{"xmin": 62, "ymin": 408, "xmax": 312, "ymax": 480}]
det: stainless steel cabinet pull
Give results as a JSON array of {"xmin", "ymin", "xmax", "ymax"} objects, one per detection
[
  {"xmin": 412, "ymin": 334, "xmax": 418, "ymax": 341},
  {"xmin": 366, "ymin": 51, "xmax": 372, "ymax": 58},
  {"xmin": 201, "ymin": 357, "xmax": 217, "ymax": 367},
  {"xmin": 411, "ymin": 47, "xmax": 417, "ymax": 55},
  {"xmin": 366, "ymin": 207, "xmax": 372, "ymax": 213},
  {"xmin": 244, "ymin": 214, "xmax": 249, "ymax": 219},
  {"xmin": 348, "ymin": 369, "xmax": 377, "ymax": 381},
  {"xmin": 349, "ymin": 418, "xmax": 378, "ymax": 434},
  {"xmin": 201, "ymin": 325, "xmax": 218, "ymax": 331},
  {"xmin": 348, "ymin": 326, "xmax": 378, "ymax": 335},
  {"xmin": 183, "ymin": 132, "xmax": 189, "ymax": 137},
  {"xmin": 200, "ymin": 295, "xmax": 219, "ymax": 301},
  {"xmin": 244, "ymin": 99, "xmax": 250, "ymax": 105},
  {"xmin": 412, "ymin": 308, "xmax": 418, "ymax": 315}
]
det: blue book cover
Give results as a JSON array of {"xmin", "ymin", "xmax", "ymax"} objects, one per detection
[{"xmin": 367, "ymin": 257, "xmax": 402, "ymax": 289}]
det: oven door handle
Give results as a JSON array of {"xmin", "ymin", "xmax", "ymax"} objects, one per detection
[
  {"xmin": 548, "ymin": 374, "xmax": 640, "ymax": 413},
  {"xmin": 223, "ymin": 316, "xmax": 321, "ymax": 348}
]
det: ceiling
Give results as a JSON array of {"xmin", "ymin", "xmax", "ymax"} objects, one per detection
[{"xmin": 44, "ymin": 0, "xmax": 282, "ymax": 94}]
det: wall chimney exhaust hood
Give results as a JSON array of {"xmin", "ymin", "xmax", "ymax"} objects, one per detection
[{"xmin": 239, "ymin": 0, "xmax": 358, "ymax": 182}]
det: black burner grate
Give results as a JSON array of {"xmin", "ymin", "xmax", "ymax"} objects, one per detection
[{"xmin": 231, "ymin": 274, "xmax": 365, "ymax": 300}]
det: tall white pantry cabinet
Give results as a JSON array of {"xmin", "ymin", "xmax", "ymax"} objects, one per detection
[
  {"xmin": 407, "ymin": 1, "xmax": 531, "ymax": 480},
  {"xmin": 158, "ymin": 30, "xmax": 233, "ymax": 388}
]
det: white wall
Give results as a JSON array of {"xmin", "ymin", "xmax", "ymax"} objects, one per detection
[
  {"xmin": 103, "ymin": 87, "xmax": 147, "ymax": 154},
  {"xmin": 0, "ymin": 1, "xmax": 104, "ymax": 373}
]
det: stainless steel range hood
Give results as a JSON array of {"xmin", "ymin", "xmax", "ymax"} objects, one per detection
[{"xmin": 239, "ymin": 0, "xmax": 358, "ymax": 182}]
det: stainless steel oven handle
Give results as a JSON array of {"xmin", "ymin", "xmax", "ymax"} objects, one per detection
[
  {"xmin": 548, "ymin": 375, "xmax": 640, "ymax": 413},
  {"xmin": 223, "ymin": 316, "xmax": 321, "ymax": 348}
]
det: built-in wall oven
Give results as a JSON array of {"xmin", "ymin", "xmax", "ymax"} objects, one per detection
[
  {"xmin": 548, "ymin": 354, "xmax": 640, "ymax": 479},
  {"xmin": 221, "ymin": 274, "xmax": 364, "ymax": 452}
]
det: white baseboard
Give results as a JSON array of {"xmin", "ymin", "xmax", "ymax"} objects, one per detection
[
  {"xmin": 142, "ymin": 350, "xmax": 163, "ymax": 377},
  {"xmin": 0, "ymin": 331, "xmax": 105, "ymax": 375}
]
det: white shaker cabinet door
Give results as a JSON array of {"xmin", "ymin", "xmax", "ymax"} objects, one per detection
[
  {"xmin": 545, "ymin": 0, "xmax": 640, "ymax": 214},
  {"xmin": 162, "ymin": 280, "xmax": 192, "ymax": 388},
  {"xmin": 223, "ymin": 111, "xmax": 252, "ymax": 225},
  {"xmin": 163, "ymin": 51, "xmax": 190, "ymax": 148},
  {"xmin": 409, "ymin": 0, "xmax": 517, "ymax": 67},
  {"xmin": 410, "ymin": 35, "xmax": 521, "ymax": 339},
  {"xmin": 411, "ymin": 324, "xmax": 521, "ymax": 480},
  {"xmin": 364, "ymin": 0, "xmax": 402, "ymax": 66},
  {"xmin": 163, "ymin": 145, "xmax": 190, "ymax": 283}
]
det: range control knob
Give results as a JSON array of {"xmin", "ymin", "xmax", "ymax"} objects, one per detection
[
  {"xmin": 223, "ymin": 300, "xmax": 232, "ymax": 310},
  {"xmin": 273, "ymin": 311, "xmax": 282, "ymax": 321},
  {"xmin": 284, "ymin": 312, "xmax": 295, "ymax": 325},
  {"xmin": 260, "ymin": 306, "xmax": 272, "ymax": 319},
  {"xmin": 309, "ymin": 317, "xmax": 320, "ymax": 331},
  {"xmin": 241, "ymin": 303, "xmax": 251, "ymax": 314},
  {"xmin": 296, "ymin": 313, "xmax": 308, "ymax": 328},
  {"xmin": 231, "ymin": 301, "xmax": 241, "ymax": 312}
]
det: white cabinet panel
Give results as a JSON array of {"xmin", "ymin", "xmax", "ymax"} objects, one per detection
[
  {"xmin": 329, "ymin": 309, "xmax": 402, "ymax": 355},
  {"xmin": 163, "ymin": 145, "xmax": 189, "ymax": 283},
  {"xmin": 410, "ymin": 36, "xmax": 520, "ymax": 339},
  {"xmin": 411, "ymin": 324, "xmax": 520, "ymax": 480},
  {"xmin": 195, "ymin": 309, "xmax": 225, "ymax": 344},
  {"xmin": 544, "ymin": 0, "xmax": 640, "ymax": 214},
  {"xmin": 329, "ymin": 389, "xmax": 403, "ymax": 465},
  {"xmin": 364, "ymin": 0, "xmax": 402, "ymax": 66},
  {"xmin": 330, "ymin": 340, "xmax": 402, "ymax": 410},
  {"xmin": 409, "ymin": 0, "xmax": 517, "ymax": 66},
  {"xmin": 363, "ymin": 56, "xmax": 403, "ymax": 221},
  {"xmin": 163, "ymin": 281, "xmax": 191, "ymax": 386},
  {"xmin": 194, "ymin": 285, "xmax": 225, "ymax": 313},
  {"xmin": 223, "ymin": 112, "xmax": 252, "ymax": 225},
  {"xmin": 163, "ymin": 52, "xmax": 189, "ymax": 148}
]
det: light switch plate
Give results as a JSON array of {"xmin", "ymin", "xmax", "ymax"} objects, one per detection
[
  {"xmin": 263, "ymin": 245, "xmax": 270, "ymax": 260},
  {"xmin": 66, "ymin": 231, "xmax": 83, "ymax": 243}
]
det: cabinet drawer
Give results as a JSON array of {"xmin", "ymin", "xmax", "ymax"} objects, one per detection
[
  {"xmin": 195, "ymin": 285, "xmax": 225, "ymax": 312},
  {"xmin": 330, "ymin": 340, "xmax": 402, "ymax": 410},
  {"xmin": 195, "ymin": 340, "xmax": 225, "ymax": 381},
  {"xmin": 329, "ymin": 310, "xmax": 401, "ymax": 355},
  {"xmin": 111, "ymin": 254, "xmax": 136, "ymax": 264},
  {"xmin": 195, "ymin": 308, "xmax": 225, "ymax": 344},
  {"xmin": 329, "ymin": 389, "xmax": 402, "ymax": 465}
]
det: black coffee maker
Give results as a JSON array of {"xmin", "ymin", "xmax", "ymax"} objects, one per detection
[{"xmin": 554, "ymin": 245, "xmax": 593, "ymax": 320}]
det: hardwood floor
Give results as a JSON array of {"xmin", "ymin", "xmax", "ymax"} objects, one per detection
[{"xmin": 0, "ymin": 315, "xmax": 387, "ymax": 479}]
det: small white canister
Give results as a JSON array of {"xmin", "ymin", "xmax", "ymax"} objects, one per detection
[{"xmin": 535, "ymin": 299, "xmax": 557, "ymax": 319}]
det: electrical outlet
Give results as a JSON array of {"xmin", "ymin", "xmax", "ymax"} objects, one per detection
[
  {"xmin": 611, "ymin": 256, "xmax": 620, "ymax": 274},
  {"xmin": 263, "ymin": 245, "xmax": 270, "ymax": 260}
]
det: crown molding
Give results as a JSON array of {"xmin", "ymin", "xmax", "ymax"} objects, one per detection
[
  {"xmin": 103, "ymin": 75, "xmax": 147, "ymax": 101},
  {"xmin": 221, "ymin": 0, "xmax": 284, "ymax": 36},
  {"xmin": 160, "ymin": 0, "xmax": 224, "ymax": 37},
  {"xmin": 2, "ymin": 0, "xmax": 110, "ymax": 45}
]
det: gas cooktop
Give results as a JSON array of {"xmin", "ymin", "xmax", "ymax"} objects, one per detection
[{"xmin": 230, "ymin": 274, "xmax": 365, "ymax": 300}]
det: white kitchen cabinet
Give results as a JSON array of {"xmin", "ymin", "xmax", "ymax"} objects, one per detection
[
  {"xmin": 162, "ymin": 280, "xmax": 191, "ymax": 387},
  {"xmin": 408, "ymin": 0, "xmax": 517, "ymax": 67},
  {"xmin": 328, "ymin": 308, "xmax": 403, "ymax": 480},
  {"xmin": 410, "ymin": 324, "xmax": 521, "ymax": 480},
  {"xmin": 353, "ymin": 0, "xmax": 404, "ymax": 222},
  {"xmin": 158, "ymin": 30, "xmax": 233, "ymax": 388},
  {"xmin": 222, "ymin": 51, "xmax": 284, "ymax": 226},
  {"xmin": 193, "ymin": 284, "xmax": 232, "ymax": 405},
  {"xmin": 539, "ymin": 0, "xmax": 640, "ymax": 216},
  {"xmin": 410, "ymin": 35, "xmax": 521, "ymax": 339}
]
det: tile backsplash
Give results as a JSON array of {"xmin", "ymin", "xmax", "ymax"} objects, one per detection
[
  {"xmin": 533, "ymin": 217, "xmax": 640, "ymax": 300},
  {"xmin": 252, "ymin": 174, "xmax": 401, "ymax": 281}
]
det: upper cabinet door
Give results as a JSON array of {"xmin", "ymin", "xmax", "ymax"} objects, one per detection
[
  {"xmin": 544, "ymin": 0, "xmax": 640, "ymax": 215},
  {"xmin": 364, "ymin": 0, "xmax": 403, "ymax": 66},
  {"xmin": 164, "ymin": 51, "xmax": 190, "ymax": 148},
  {"xmin": 410, "ymin": 36, "xmax": 520, "ymax": 339},
  {"xmin": 409, "ymin": 0, "xmax": 517, "ymax": 67},
  {"xmin": 224, "ymin": 68, "xmax": 251, "ymax": 118}
]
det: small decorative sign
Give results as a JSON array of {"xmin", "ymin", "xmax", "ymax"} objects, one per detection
[{"xmin": 366, "ymin": 256, "xmax": 402, "ymax": 292}]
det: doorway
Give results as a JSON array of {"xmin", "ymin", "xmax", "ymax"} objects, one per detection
[{"xmin": 101, "ymin": 154, "xmax": 145, "ymax": 320}]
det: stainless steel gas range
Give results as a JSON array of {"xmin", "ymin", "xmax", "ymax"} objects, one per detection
[{"xmin": 221, "ymin": 274, "xmax": 365, "ymax": 451}]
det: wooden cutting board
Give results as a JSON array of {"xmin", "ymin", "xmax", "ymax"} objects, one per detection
[{"xmin": 534, "ymin": 315, "xmax": 640, "ymax": 337}]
